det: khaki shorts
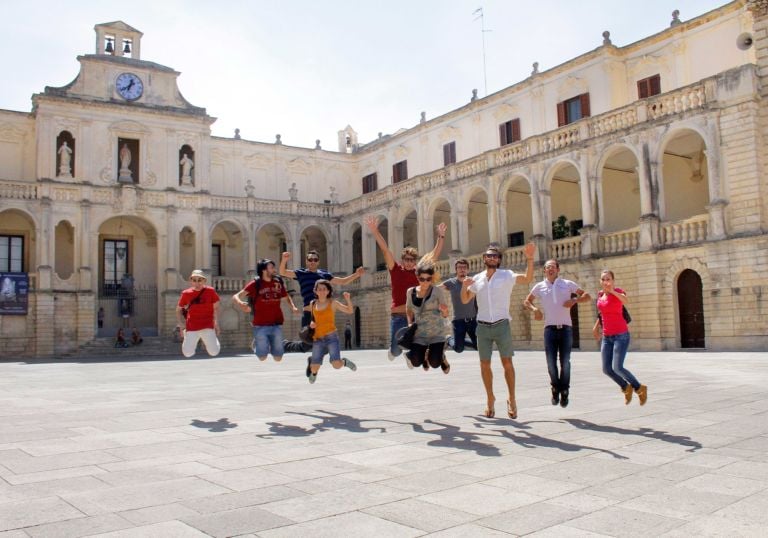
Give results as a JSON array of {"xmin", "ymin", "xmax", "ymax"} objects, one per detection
[{"xmin": 476, "ymin": 321, "xmax": 514, "ymax": 360}]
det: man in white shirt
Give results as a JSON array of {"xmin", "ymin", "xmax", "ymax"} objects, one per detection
[
  {"xmin": 524, "ymin": 259, "xmax": 590, "ymax": 408},
  {"xmin": 461, "ymin": 243, "xmax": 535, "ymax": 420}
]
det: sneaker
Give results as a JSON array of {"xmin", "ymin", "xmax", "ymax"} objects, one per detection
[
  {"xmin": 551, "ymin": 386, "xmax": 560, "ymax": 406},
  {"xmin": 441, "ymin": 356, "xmax": 451, "ymax": 374},
  {"xmin": 308, "ymin": 373, "xmax": 317, "ymax": 384},
  {"xmin": 343, "ymin": 358, "xmax": 357, "ymax": 371},
  {"xmin": 305, "ymin": 357, "xmax": 312, "ymax": 378},
  {"xmin": 623, "ymin": 384, "xmax": 633, "ymax": 405},
  {"xmin": 251, "ymin": 338, "xmax": 256, "ymax": 352},
  {"xmin": 560, "ymin": 389, "xmax": 569, "ymax": 408},
  {"xmin": 404, "ymin": 351, "xmax": 414, "ymax": 370},
  {"xmin": 446, "ymin": 336, "xmax": 454, "ymax": 350},
  {"xmin": 636, "ymin": 385, "xmax": 648, "ymax": 405},
  {"xmin": 387, "ymin": 350, "xmax": 396, "ymax": 361}
]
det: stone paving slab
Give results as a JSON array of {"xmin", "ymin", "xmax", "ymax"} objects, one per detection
[{"xmin": 0, "ymin": 350, "xmax": 767, "ymax": 536}]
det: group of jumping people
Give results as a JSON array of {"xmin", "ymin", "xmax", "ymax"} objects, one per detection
[{"xmin": 175, "ymin": 219, "xmax": 647, "ymax": 417}]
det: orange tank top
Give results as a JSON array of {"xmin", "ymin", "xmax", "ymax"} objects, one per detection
[{"xmin": 312, "ymin": 301, "xmax": 336, "ymax": 339}]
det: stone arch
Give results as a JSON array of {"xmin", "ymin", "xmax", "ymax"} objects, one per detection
[
  {"xmin": 298, "ymin": 224, "xmax": 330, "ymax": 267},
  {"xmin": 210, "ymin": 219, "xmax": 247, "ymax": 277},
  {"xmin": 428, "ymin": 196, "xmax": 453, "ymax": 260},
  {"xmin": 54, "ymin": 219, "xmax": 75, "ymax": 280},
  {"xmin": 96, "ymin": 215, "xmax": 159, "ymax": 288},
  {"xmin": 255, "ymin": 222, "xmax": 290, "ymax": 264},
  {"xmin": 661, "ymin": 256, "xmax": 712, "ymax": 349},
  {"xmin": 461, "ymin": 185, "xmax": 490, "ymax": 254},
  {"xmin": 394, "ymin": 201, "xmax": 419, "ymax": 252},
  {"xmin": 657, "ymin": 127, "xmax": 710, "ymax": 221},
  {"xmin": 499, "ymin": 174, "xmax": 533, "ymax": 247},
  {"xmin": 597, "ymin": 143, "xmax": 641, "ymax": 232},
  {"xmin": 543, "ymin": 160, "xmax": 583, "ymax": 239},
  {"xmin": 0, "ymin": 208, "xmax": 37, "ymax": 272}
]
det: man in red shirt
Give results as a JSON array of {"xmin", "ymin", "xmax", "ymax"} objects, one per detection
[
  {"xmin": 233, "ymin": 258, "xmax": 299, "ymax": 362},
  {"xmin": 176, "ymin": 269, "xmax": 221, "ymax": 357},
  {"xmin": 364, "ymin": 215, "xmax": 446, "ymax": 365}
]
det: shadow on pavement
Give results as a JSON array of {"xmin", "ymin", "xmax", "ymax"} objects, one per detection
[
  {"xmin": 563, "ymin": 418, "xmax": 703, "ymax": 452},
  {"xmin": 190, "ymin": 418, "xmax": 238, "ymax": 432}
]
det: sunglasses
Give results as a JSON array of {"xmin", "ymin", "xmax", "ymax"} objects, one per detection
[
  {"xmin": 418, "ymin": 276, "xmax": 433, "ymax": 282},
  {"xmin": 307, "ymin": 258, "xmax": 319, "ymax": 262},
  {"xmin": 402, "ymin": 257, "xmax": 417, "ymax": 262},
  {"xmin": 484, "ymin": 253, "xmax": 500, "ymax": 258}
]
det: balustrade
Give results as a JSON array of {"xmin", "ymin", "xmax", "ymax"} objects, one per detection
[
  {"xmin": 600, "ymin": 228, "xmax": 639, "ymax": 255},
  {"xmin": 660, "ymin": 215, "xmax": 708, "ymax": 247},
  {"xmin": 548, "ymin": 236, "xmax": 582, "ymax": 260}
]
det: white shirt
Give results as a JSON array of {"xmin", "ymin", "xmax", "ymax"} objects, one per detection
[
  {"xmin": 530, "ymin": 277, "xmax": 579, "ymax": 326},
  {"xmin": 469, "ymin": 269, "xmax": 520, "ymax": 323}
]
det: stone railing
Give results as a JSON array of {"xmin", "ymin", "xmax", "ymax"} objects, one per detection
[
  {"xmin": 212, "ymin": 276, "xmax": 248, "ymax": 292},
  {"xmin": 600, "ymin": 228, "xmax": 639, "ymax": 255},
  {"xmin": 548, "ymin": 236, "xmax": 582, "ymax": 260},
  {"xmin": 590, "ymin": 107, "xmax": 638, "ymax": 138},
  {"xmin": 661, "ymin": 214, "xmax": 708, "ymax": 247},
  {"xmin": 457, "ymin": 245, "xmax": 529, "ymax": 275},
  {"xmin": 455, "ymin": 155, "xmax": 488, "ymax": 179},
  {"xmin": 537, "ymin": 125, "xmax": 581, "ymax": 153},
  {"xmin": 495, "ymin": 141, "xmax": 529, "ymax": 167},
  {"xmin": 372, "ymin": 270, "xmax": 389, "ymax": 287},
  {"xmin": 647, "ymin": 84, "xmax": 706, "ymax": 121},
  {"xmin": 0, "ymin": 181, "xmax": 37, "ymax": 200},
  {"xmin": 210, "ymin": 196, "xmax": 248, "ymax": 211}
]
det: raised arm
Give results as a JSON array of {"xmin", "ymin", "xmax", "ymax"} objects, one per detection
[
  {"xmin": 279, "ymin": 251, "xmax": 297, "ymax": 279},
  {"xmin": 331, "ymin": 266, "xmax": 365, "ymax": 286},
  {"xmin": 421, "ymin": 222, "xmax": 447, "ymax": 264},
  {"xmin": 460, "ymin": 276, "xmax": 476, "ymax": 304},
  {"xmin": 334, "ymin": 291, "xmax": 354, "ymax": 315},
  {"xmin": 515, "ymin": 242, "xmax": 536, "ymax": 285},
  {"xmin": 365, "ymin": 215, "xmax": 396, "ymax": 270}
]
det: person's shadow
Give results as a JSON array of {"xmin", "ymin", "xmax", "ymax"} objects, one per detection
[
  {"xmin": 405, "ymin": 419, "xmax": 501, "ymax": 456},
  {"xmin": 190, "ymin": 418, "xmax": 238, "ymax": 432},
  {"xmin": 563, "ymin": 418, "xmax": 703, "ymax": 452},
  {"xmin": 256, "ymin": 410, "xmax": 388, "ymax": 439}
]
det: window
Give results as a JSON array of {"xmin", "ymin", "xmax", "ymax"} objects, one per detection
[
  {"xmin": 499, "ymin": 119, "xmax": 521, "ymax": 146},
  {"xmin": 557, "ymin": 93, "xmax": 590, "ymax": 126},
  {"xmin": 103, "ymin": 239, "xmax": 128, "ymax": 289},
  {"xmin": 443, "ymin": 141, "xmax": 456, "ymax": 166},
  {"xmin": 362, "ymin": 172, "xmax": 378, "ymax": 194},
  {"xmin": 637, "ymin": 74, "xmax": 661, "ymax": 99},
  {"xmin": 0, "ymin": 235, "xmax": 23, "ymax": 272},
  {"xmin": 507, "ymin": 231, "xmax": 525, "ymax": 248},
  {"xmin": 211, "ymin": 244, "xmax": 222, "ymax": 277},
  {"xmin": 393, "ymin": 160, "xmax": 408, "ymax": 183}
]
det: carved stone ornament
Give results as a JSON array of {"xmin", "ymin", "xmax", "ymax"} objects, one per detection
[{"xmin": 748, "ymin": 0, "xmax": 768, "ymax": 18}]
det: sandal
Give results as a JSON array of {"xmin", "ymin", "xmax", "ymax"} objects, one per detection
[
  {"xmin": 483, "ymin": 405, "xmax": 495, "ymax": 418},
  {"xmin": 507, "ymin": 400, "xmax": 517, "ymax": 420}
]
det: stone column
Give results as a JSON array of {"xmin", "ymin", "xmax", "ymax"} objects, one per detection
[{"xmin": 456, "ymin": 210, "xmax": 469, "ymax": 254}]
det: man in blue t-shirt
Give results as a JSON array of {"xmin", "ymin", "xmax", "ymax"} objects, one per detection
[{"xmin": 279, "ymin": 250, "xmax": 365, "ymax": 351}]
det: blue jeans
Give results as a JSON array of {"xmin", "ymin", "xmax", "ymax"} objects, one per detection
[
  {"xmin": 600, "ymin": 331, "xmax": 640, "ymax": 390},
  {"xmin": 449, "ymin": 318, "xmax": 477, "ymax": 353},
  {"xmin": 310, "ymin": 332, "xmax": 342, "ymax": 365},
  {"xmin": 544, "ymin": 325, "xmax": 572, "ymax": 391},
  {"xmin": 390, "ymin": 314, "xmax": 408, "ymax": 357},
  {"xmin": 252, "ymin": 325, "xmax": 284, "ymax": 358}
]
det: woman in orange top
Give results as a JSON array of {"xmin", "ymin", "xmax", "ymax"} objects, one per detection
[{"xmin": 306, "ymin": 279, "xmax": 356, "ymax": 384}]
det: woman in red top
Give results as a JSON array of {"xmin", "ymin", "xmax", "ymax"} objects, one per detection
[{"xmin": 592, "ymin": 270, "xmax": 647, "ymax": 405}]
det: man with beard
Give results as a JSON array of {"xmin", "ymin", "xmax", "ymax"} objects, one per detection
[
  {"xmin": 523, "ymin": 259, "xmax": 590, "ymax": 408},
  {"xmin": 440, "ymin": 258, "xmax": 477, "ymax": 353},
  {"xmin": 461, "ymin": 243, "xmax": 535, "ymax": 419}
]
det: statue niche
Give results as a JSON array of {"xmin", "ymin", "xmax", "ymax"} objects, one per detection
[
  {"xmin": 56, "ymin": 131, "xmax": 75, "ymax": 178},
  {"xmin": 179, "ymin": 144, "xmax": 195, "ymax": 186}
]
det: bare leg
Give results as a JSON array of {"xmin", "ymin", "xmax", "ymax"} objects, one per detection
[
  {"xmin": 480, "ymin": 360, "xmax": 495, "ymax": 415},
  {"xmin": 501, "ymin": 357, "xmax": 517, "ymax": 418}
]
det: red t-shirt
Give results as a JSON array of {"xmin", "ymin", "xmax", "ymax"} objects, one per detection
[
  {"xmin": 178, "ymin": 286, "xmax": 220, "ymax": 331},
  {"xmin": 245, "ymin": 278, "xmax": 288, "ymax": 326},
  {"xmin": 597, "ymin": 288, "xmax": 628, "ymax": 336},
  {"xmin": 389, "ymin": 263, "xmax": 418, "ymax": 309}
]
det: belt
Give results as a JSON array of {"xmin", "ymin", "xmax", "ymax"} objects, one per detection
[
  {"xmin": 478, "ymin": 319, "xmax": 507, "ymax": 326},
  {"xmin": 545, "ymin": 325, "xmax": 570, "ymax": 329},
  {"xmin": 390, "ymin": 313, "xmax": 407, "ymax": 318}
]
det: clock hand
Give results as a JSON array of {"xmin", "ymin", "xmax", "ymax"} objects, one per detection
[{"xmin": 126, "ymin": 80, "xmax": 134, "ymax": 91}]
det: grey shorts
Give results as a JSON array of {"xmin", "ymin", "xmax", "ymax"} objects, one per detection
[{"xmin": 476, "ymin": 321, "xmax": 514, "ymax": 360}]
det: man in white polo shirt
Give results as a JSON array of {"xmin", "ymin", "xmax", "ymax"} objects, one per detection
[
  {"xmin": 524, "ymin": 259, "xmax": 591, "ymax": 408},
  {"xmin": 461, "ymin": 243, "xmax": 535, "ymax": 420}
]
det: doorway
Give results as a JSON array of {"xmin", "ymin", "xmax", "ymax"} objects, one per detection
[{"xmin": 678, "ymin": 269, "xmax": 705, "ymax": 348}]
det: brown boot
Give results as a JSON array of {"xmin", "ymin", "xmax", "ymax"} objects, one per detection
[
  {"xmin": 636, "ymin": 385, "xmax": 648, "ymax": 406},
  {"xmin": 622, "ymin": 384, "xmax": 633, "ymax": 405}
]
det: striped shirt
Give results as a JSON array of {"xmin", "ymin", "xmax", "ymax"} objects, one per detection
[{"xmin": 293, "ymin": 268, "xmax": 333, "ymax": 307}]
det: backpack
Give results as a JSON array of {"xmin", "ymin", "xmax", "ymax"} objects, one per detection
[{"xmin": 596, "ymin": 291, "xmax": 632, "ymax": 325}]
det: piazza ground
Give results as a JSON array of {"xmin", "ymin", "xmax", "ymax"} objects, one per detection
[{"xmin": 0, "ymin": 349, "xmax": 766, "ymax": 537}]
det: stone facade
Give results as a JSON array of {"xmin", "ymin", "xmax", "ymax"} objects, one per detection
[{"xmin": 1, "ymin": 4, "xmax": 767, "ymax": 357}]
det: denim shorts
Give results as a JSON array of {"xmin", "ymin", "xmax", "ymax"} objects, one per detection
[
  {"xmin": 311, "ymin": 332, "xmax": 342, "ymax": 365},
  {"xmin": 252, "ymin": 325, "xmax": 284, "ymax": 358}
]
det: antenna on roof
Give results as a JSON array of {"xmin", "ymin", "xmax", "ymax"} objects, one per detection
[{"xmin": 473, "ymin": 7, "xmax": 491, "ymax": 97}]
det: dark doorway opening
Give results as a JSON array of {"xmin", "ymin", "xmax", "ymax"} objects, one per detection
[{"xmin": 678, "ymin": 269, "xmax": 705, "ymax": 348}]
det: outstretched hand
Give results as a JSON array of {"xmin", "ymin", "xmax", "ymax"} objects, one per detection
[
  {"xmin": 281, "ymin": 251, "xmax": 291, "ymax": 262},
  {"xmin": 436, "ymin": 222, "xmax": 447, "ymax": 236},
  {"xmin": 343, "ymin": 291, "xmax": 351, "ymax": 301},
  {"xmin": 524, "ymin": 242, "xmax": 536, "ymax": 259},
  {"xmin": 364, "ymin": 215, "xmax": 379, "ymax": 232}
]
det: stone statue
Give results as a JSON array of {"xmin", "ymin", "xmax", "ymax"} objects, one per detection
[
  {"xmin": 118, "ymin": 143, "xmax": 133, "ymax": 182},
  {"xmin": 57, "ymin": 141, "xmax": 72, "ymax": 177},
  {"xmin": 602, "ymin": 31, "xmax": 612, "ymax": 46},
  {"xmin": 315, "ymin": 139, "xmax": 321, "ymax": 150},
  {"xmin": 420, "ymin": 111, "xmax": 426, "ymax": 123},
  {"xmin": 275, "ymin": 134, "xmax": 282, "ymax": 145},
  {"xmin": 471, "ymin": 89, "xmax": 478, "ymax": 101},
  {"xmin": 531, "ymin": 62, "xmax": 539, "ymax": 75},
  {"xmin": 179, "ymin": 153, "xmax": 194, "ymax": 185},
  {"xmin": 289, "ymin": 182, "xmax": 298, "ymax": 201},
  {"xmin": 244, "ymin": 179, "xmax": 255, "ymax": 197},
  {"xmin": 234, "ymin": 128, "xmax": 241, "ymax": 139},
  {"xmin": 329, "ymin": 185, "xmax": 338, "ymax": 204}
]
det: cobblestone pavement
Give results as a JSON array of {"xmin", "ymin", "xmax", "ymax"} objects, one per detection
[{"xmin": 0, "ymin": 349, "xmax": 767, "ymax": 537}]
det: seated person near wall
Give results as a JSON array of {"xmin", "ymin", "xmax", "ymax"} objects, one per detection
[
  {"xmin": 131, "ymin": 327, "xmax": 143, "ymax": 345},
  {"xmin": 115, "ymin": 328, "xmax": 129, "ymax": 348}
]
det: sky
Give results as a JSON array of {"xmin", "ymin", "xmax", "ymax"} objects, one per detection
[{"xmin": 1, "ymin": 0, "xmax": 728, "ymax": 150}]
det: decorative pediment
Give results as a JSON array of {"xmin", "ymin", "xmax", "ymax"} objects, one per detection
[
  {"xmin": 492, "ymin": 102, "xmax": 519, "ymax": 121},
  {"xmin": 437, "ymin": 125, "xmax": 460, "ymax": 142},
  {"xmin": 394, "ymin": 145, "xmax": 410, "ymax": 160},
  {"xmin": 243, "ymin": 153, "xmax": 272, "ymax": 169},
  {"xmin": 287, "ymin": 157, "xmax": 312, "ymax": 175}
]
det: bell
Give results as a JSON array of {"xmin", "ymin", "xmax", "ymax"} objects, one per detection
[
  {"xmin": 105, "ymin": 39, "xmax": 114, "ymax": 54},
  {"xmin": 123, "ymin": 40, "xmax": 131, "ymax": 54}
]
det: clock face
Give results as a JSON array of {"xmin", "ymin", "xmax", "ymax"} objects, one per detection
[{"xmin": 115, "ymin": 72, "xmax": 144, "ymax": 101}]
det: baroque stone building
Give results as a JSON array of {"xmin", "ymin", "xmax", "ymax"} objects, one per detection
[{"xmin": 1, "ymin": 2, "xmax": 766, "ymax": 357}]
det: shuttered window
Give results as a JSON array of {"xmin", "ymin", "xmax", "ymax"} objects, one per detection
[
  {"xmin": 499, "ymin": 119, "xmax": 521, "ymax": 146},
  {"xmin": 393, "ymin": 160, "xmax": 408, "ymax": 183},
  {"xmin": 362, "ymin": 172, "xmax": 378, "ymax": 194},
  {"xmin": 443, "ymin": 141, "xmax": 457, "ymax": 166},
  {"xmin": 637, "ymin": 74, "xmax": 661, "ymax": 98},
  {"xmin": 557, "ymin": 93, "xmax": 591, "ymax": 126}
]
